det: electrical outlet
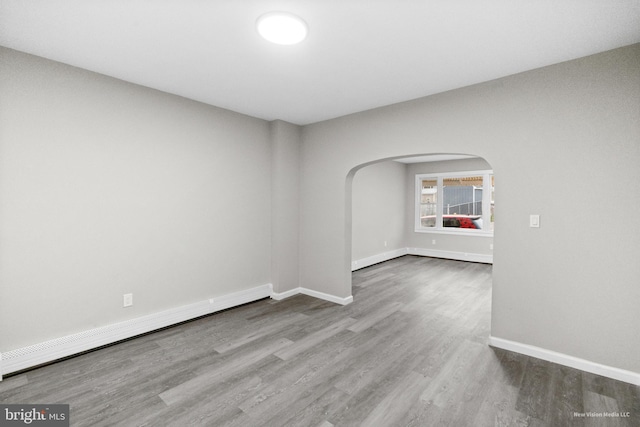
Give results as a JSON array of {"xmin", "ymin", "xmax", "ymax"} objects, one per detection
[
  {"xmin": 432, "ymin": 239, "xmax": 436, "ymax": 245},
  {"xmin": 123, "ymin": 293, "xmax": 133, "ymax": 307},
  {"xmin": 490, "ymin": 243, "xmax": 494, "ymax": 250},
  {"xmin": 384, "ymin": 241, "xmax": 387, "ymax": 247}
]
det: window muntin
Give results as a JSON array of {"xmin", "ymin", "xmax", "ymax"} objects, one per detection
[
  {"xmin": 419, "ymin": 179, "xmax": 437, "ymax": 228},
  {"xmin": 415, "ymin": 171, "xmax": 494, "ymax": 234}
]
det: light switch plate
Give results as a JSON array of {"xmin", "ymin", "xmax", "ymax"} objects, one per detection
[
  {"xmin": 123, "ymin": 293, "xmax": 133, "ymax": 307},
  {"xmin": 530, "ymin": 214, "xmax": 540, "ymax": 228}
]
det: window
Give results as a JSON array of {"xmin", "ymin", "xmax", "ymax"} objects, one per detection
[
  {"xmin": 415, "ymin": 171, "xmax": 494, "ymax": 234},
  {"xmin": 419, "ymin": 178, "xmax": 437, "ymax": 228}
]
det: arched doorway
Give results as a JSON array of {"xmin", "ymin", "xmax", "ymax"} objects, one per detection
[{"xmin": 346, "ymin": 153, "xmax": 494, "ymax": 297}]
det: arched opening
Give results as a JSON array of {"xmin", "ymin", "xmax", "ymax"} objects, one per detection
[{"xmin": 346, "ymin": 152, "xmax": 494, "ymax": 298}]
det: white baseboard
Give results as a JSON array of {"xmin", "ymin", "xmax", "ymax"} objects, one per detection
[
  {"xmin": 351, "ymin": 248, "xmax": 408, "ymax": 271},
  {"xmin": 270, "ymin": 287, "xmax": 302, "ymax": 301},
  {"xmin": 0, "ymin": 283, "xmax": 273, "ymax": 379},
  {"xmin": 0, "ymin": 282, "xmax": 354, "ymax": 379},
  {"xmin": 299, "ymin": 288, "xmax": 353, "ymax": 305},
  {"xmin": 408, "ymin": 247, "xmax": 493, "ymax": 264},
  {"xmin": 271, "ymin": 287, "xmax": 353, "ymax": 306},
  {"xmin": 351, "ymin": 247, "xmax": 493, "ymax": 269},
  {"xmin": 489, "ymin": 336, "xmax": 640, "ymax": 386}
]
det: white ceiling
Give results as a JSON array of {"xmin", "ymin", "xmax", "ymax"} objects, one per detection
[{"xmin": 1, "ymin": 1, "xmax": 639, "ymax": 125}]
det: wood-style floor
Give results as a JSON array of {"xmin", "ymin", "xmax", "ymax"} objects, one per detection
[{"xmin": 1, "ymin": 256, "xmax": 638, "ymax": 426}]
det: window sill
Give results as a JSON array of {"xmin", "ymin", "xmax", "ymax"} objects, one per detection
[{"xmin": 414, "ymin": 228, "xmax": 494, "ymax": 237}]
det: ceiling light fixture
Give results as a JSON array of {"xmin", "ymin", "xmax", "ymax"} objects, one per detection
[{"xmin": 256, "ymin": 12, "xmax": 308, "ymax": 45}]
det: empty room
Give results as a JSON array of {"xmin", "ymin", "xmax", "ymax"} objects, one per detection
[{"xmin": 1, "ymin": 1, "xmax": 639, "ymax": 426}]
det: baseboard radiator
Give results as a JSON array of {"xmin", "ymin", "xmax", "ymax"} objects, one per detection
[
  {"xmin": 0, "ymin": 284, "xmax": 273, "ymax": 379},
  {"xmin": 352, "ymin": 247, "xmax": 493, "ymax": 271},
  {"xmin": 0, "ymin": 283, "xmax": 354, "ymax": 380}
]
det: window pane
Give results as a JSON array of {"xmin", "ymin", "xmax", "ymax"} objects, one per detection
[
  {"xmin": 420, "ymin": 179, "xmax": 437, "ymax": 227},
  {"xmin": 442, "ymin": 176, "xmax": 483, "ymax": 229}
]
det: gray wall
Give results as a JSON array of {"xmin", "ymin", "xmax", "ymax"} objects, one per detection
[
  {"xmin": 270, "ymin": 120, "xmax": 301, "ymax": 294},
  {"xmin": 405, "ymin": 158, "xmax": 493, "ymax": 255},
  {"xmin": 300, "ymin": 44, "xmax": 640, "ymax": 373},
  {"xmin": 351, "ymin": 161, "xmax": 407, "ymax": 261},
  {"xmin": 2, "ymin": 42, "xmax": 638, "ymax": 376},
  {"xmin": 0, "ymin": 47, "xmax": 272, "ymax": 350}
]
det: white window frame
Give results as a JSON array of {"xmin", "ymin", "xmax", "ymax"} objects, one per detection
[{"xmin": 414, "ymin": 170, "xmax": 494, "ymax": 236}]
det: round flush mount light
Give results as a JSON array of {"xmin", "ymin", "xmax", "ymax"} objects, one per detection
[{"xmin": 257, "ymin": 12, "xmax": 308, "ymax": 45}]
